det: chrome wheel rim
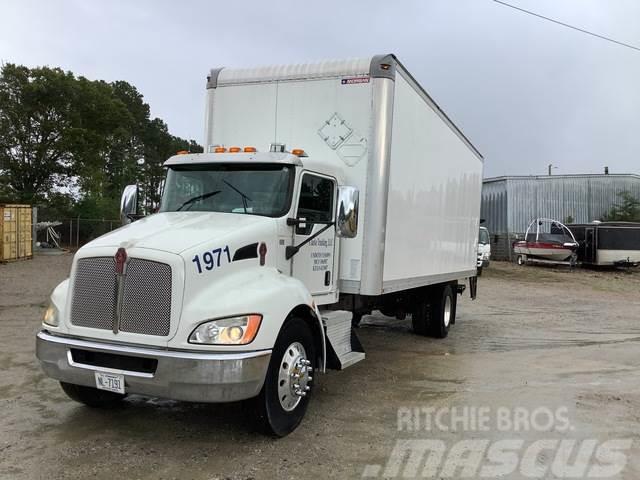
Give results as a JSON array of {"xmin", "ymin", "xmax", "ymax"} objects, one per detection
[
  {"xmin": 443, "ymin": 295, "xmax": 452, "ymax": 328},
  {"xmin": 277, "ymin": 342, "xmax": 312, "ymax": 412}
]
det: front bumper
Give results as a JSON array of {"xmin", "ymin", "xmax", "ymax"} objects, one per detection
[
  {"xmin": 36, "ymin": 331, "xmax": 271, "ymax": 403},
  {"xmin": 477, "ymin": 257, "xmax": 490, "ymax": 268}
]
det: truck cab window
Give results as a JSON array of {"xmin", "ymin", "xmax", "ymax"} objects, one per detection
[
  {"xmin": 296, "ymin": 174, "xmax": 334, "ymax": 235},
  {"xmin": 159, "ymin": 163, "xmax": 294, "ymax": 217}
]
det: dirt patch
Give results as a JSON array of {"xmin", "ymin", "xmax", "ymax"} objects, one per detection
[{"xmin": 1, "ymin": 256, "xmax": 639, "ymax": 479}]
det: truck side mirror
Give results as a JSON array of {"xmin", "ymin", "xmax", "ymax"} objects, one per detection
[
  {"xmin": 120, "ymin": 185, "xmax": 139, "ymax": 225},
  {"xmin": 336, "ymin": 186, "xmax": 359, "ymax": 238}
]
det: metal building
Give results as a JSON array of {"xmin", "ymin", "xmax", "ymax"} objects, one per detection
[{"xmin": 481, "ymin": 174, "xmax": 640, "ymax": 260}]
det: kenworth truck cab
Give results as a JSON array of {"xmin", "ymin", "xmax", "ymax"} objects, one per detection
[{"xmin": 36, "ymin": 55, "xmax": 483, "ymax": 436}]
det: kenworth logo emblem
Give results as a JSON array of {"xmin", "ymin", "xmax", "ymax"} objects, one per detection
[
  {"xmin": 113, "ymin": 247, "xmax": 129, "ymax": 333},
  {"xmin": 115, "ymin": 247, "xmax": 128, "ymax": 275}
]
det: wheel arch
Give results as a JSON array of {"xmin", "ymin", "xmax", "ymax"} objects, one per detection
[{"xmin": 284, "ymin": 304, "xmax": 326, "ymax": 373}]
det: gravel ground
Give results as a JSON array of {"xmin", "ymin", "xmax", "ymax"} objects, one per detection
[{"xmin": 0, "ymin": 254, "xmax": 639, "ymax": 479}]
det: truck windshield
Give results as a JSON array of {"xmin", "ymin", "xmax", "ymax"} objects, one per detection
[
  {"xmin": 479, "ymin": 229, "xmax": 490, "ymax": 244},
  {"xmin": 159, "ymin": 163, "xmax": 294, "ymax": 217}
]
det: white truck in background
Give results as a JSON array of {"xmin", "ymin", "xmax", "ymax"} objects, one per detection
[
  {"xmin": 477, "ymin": 226, "xmax": 491, "ymax": 275},
  {"xmin": 36, "ymin": 54, "xmax": 483, "ymax": 436}
]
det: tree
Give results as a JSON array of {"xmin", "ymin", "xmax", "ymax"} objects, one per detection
[
  {"xmin": 0, "ymin": 63, "xmax": 202, "ymax": 224},
  {"xmin": 603, "ymin": 191, "xmax": 640, "ymax": 222},
  {"xmin": 0, "ymin": 64, "xmax": 78, "ymax": 202}
]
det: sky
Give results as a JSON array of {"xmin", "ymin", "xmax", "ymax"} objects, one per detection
[{"xmin": 1, "ymin": 0, "xmax": 639, "ymax": 178}]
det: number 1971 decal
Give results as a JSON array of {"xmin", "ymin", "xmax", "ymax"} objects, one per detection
[{"xmin": 192, "ymin": 246, "xmax": 231, "ymax": 274}]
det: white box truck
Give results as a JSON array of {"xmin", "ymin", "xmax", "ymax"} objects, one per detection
[{"xmin": 36, "ymin": 54, "xmax": 483, "ymax": 436}]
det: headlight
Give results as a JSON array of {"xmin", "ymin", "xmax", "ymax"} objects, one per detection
[
  {"xmin": 43, "ymin": 304, "xmax": 59, "ymax": 327},
  {"xmin": 189, "ymin": 314, "xmax": 262, "ymax": 345},
  {"xmin": 483, "ymin": 253, "xmax": 490, "ymax": 260}
]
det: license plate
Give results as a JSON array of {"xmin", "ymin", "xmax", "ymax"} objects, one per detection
[{"xmin": 95, "ymin": 372, "xmax": 125, "ymax": 394}]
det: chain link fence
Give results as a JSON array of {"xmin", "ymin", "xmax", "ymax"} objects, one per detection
[{"xmin": 37, "ymin": 218, "xmax": 120, "ymax": 249}]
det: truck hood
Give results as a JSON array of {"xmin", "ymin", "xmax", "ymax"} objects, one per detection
[{"xmin": 84, "ymin": 212, "xmax": 275, "ymax": 254}]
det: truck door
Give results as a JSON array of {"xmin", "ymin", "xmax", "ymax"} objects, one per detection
[{"xmin": 291, "ymin": 172, "xmax": 337, "ymax": 297}]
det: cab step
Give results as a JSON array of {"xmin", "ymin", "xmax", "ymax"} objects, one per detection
[{"xmin": 322, "ymin": 310, "xmax": 365, "ymax": 370}]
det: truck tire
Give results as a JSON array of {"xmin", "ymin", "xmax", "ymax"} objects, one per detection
[
  {"xmin": 428, "ymin": 284, "xmax": 454, "ymax": 339},
  {"xmin": 477, "ymin": 266, "xmax": 483, "ymax": 277},
  {"xmin": 60, "ymin": 382, "xmax": 126, "ymax": 408},
  {"xmin": 254, "ymin": 319, "xmax": 315, "ymax": 437}
]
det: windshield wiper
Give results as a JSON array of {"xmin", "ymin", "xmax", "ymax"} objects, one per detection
[
  {"xmin": 223, "ymin": 180, "xmax": 252, "ymax": 213},
  {"xmin": 176, "ymin": 190, "xmax": 221, "ymax": 211}
]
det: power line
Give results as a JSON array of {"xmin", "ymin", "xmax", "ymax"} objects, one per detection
[{"xmin": 493, "ymin": 0, "xmax": 640, "ymax": 52}]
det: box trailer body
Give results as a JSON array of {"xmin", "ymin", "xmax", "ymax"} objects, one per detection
[
  {"xmin": 568, "ymin": 222, "xmax": 640, "ymax": 266},
  {"xmin": 204, "ymin": 55, "xmax": 483, "ymax": 297},
  {"xmin": 36, "ymin": 55, "xmax": 483, "ymax": 436}
]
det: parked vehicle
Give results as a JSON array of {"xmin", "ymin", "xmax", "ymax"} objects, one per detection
[
  {"xmin": 568, "ymin": 222, "xmax": 640, "ymax": 267},
  {"xmin": 513, "ymin": 218, "xmax": 579, "ymax": 265},
  {"xmin": 36, "ymin": 54, "xmax": 483, "ymax": 436},
  {"xmin": 477, "ymin": 226, "xmax": 491, "ymax": 275}
]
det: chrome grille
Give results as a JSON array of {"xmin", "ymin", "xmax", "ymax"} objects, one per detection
[
  {"xmin": 120, "ymin": 259, "xmax": 172, "ymax": 336},
  {"xmin": 71, "ymin": 257, "xmax": 117, "ymax": 330},
  {"xmin": 70, "ymin": 256, "xmax": 172, "ymax": 336}
]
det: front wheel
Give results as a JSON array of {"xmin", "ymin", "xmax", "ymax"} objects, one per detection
[
  {"xmin": 477, "ymin": 266, "xmax": 483, "ymax": 277},
  {"xmin": 254, "ymin": 319, "xmax": 315, "ymax": 437}
]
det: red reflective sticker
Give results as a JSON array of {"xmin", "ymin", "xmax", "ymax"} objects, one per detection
[{"xmin": 258, "ymin": 242, "xmax": 267, "ymax": 266}]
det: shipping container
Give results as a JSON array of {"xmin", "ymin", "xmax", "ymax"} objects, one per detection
[{"xmin": 0, "ymin": 204, "xmax": 33, "ymax": 262}]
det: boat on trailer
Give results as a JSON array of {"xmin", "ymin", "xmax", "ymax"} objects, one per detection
[{"xmin": 513, "ymin": 218, "xmax": 579, "ymax": 265}]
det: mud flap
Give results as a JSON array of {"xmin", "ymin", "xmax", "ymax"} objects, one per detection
[{"xmin": 469, "ymin": 276, "xmax": 478, "ymax": 300}]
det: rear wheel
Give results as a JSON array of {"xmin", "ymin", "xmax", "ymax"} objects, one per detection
[
  {"xmin": 60, "ymin": 382, "xmax": 126, "ymax": 408},
  {"xmin": 428, "ymin": 284, "xmax": 454, "ymax": 339},
  {"xmin": 254, "ymin": 319, "xmax": 315, "ymax": 437},
  {"xmin": 517, "ymin": 255, "xmax": 525, "ymax": 265},
  {"xmin": 477, "ymin": 266, "xmax": 483, "ymax": 276}
]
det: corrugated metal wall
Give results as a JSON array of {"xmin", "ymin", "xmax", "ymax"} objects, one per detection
[
  {"xmin": 480, "ymin": 179, "xmax": 508, "ymax": 234},
  {"xmin": 481, "ymin": 174, "xmax": 640, "ymax": 260},
  {"xmin": 506, "ymin": 175, "xmax": 640, "ymax": 233}
]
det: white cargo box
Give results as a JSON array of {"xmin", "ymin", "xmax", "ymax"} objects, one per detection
[{"xmin": 204, "ymin": 54, "xmax": 483, "ymax": 296}]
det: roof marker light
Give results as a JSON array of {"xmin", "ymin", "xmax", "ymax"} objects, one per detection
[
  {"xmin": 291, "ymin": 149, "xmax": 306, "ymax": 156},
  {"xmin": 176, "ymin": 150, "xmax": 189, "ymax": 155},
  {"xmin": 229, "ymin": 147, "xmax": 241, "ymax": 153},
  {"xmin": 214, "ymin": 147, "xmax": 227, "ymax": 153},
  {"xmin": 243, "ymin": 146, "xmax": 257, "ymax": 153}
]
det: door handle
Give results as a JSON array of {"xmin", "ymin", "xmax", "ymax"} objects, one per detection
[{"xmin": 324, "ymin": 270, "xmax": 331, "ymax": 286}]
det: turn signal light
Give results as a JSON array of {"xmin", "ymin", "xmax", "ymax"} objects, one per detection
[
  {"xmin": 243, "ymin": 146, "xmax": 256, "ymax": 153},
  {"xmin": 291, "ymin": 149, "xmax": 305, "ymax": 156},
  {"xmin": 214, "ymin": 147, "xmax": 227, "ymax": 153},
  {"xmin": 229, "ymin": 147, "xmax": 241, "ymax": 153}
]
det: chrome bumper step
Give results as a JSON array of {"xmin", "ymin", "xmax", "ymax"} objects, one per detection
[{"xmin": 322, "ymin": 310, "xmax": 365, "ymax": 370}]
